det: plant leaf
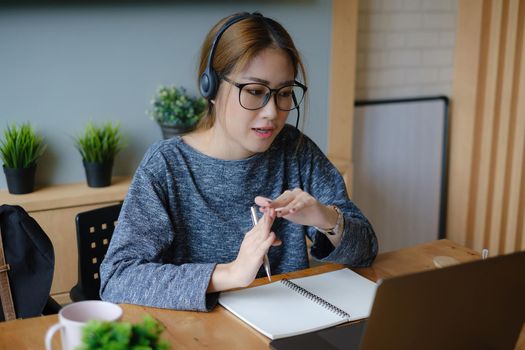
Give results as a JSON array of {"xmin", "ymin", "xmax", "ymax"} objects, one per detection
[
  {"xmin": 74, "ymin": 121, "xmax": 125, "ymax": 163},
  {"xmin": 0, "ymin": 122, "xmax": 46, "ymax": 168}
]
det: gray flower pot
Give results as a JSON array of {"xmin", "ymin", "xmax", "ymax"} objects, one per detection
[
  {"xmin": 3, "ymin": 164, "xmax": 37, "ymax": 195},
  {"xmin": 83, "ymin": 159, "xmax": 113, "ymax": 188},
  {"xmin": 159, "ymin": 124, "xmax": 193, "ymax": 139}
]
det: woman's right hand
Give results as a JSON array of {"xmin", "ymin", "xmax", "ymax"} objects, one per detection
[
  {"xmin": 231, "ymin": 208, "xmax": 280, "ymax": 287},
  {"xmin": 208, "ymin": 209, "xmax": 280, "ymax": 292}
]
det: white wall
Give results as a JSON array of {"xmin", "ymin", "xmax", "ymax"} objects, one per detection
[
  {"xmin": 353, "ymin": 0, "xmax": 458, "ymax": 250},
  {"xmin": 353, "ymin": 100, "xmax": 447, "ymax": 252},
  {"xmin": 0, "ymin": 1, "xmax": 332, "ymax": 189},
  {"xmin": 356, "ymin": 0, "xmax": 458, "ymax": 100}
]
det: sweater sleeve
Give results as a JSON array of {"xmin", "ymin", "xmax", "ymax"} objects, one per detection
[
  {"xmin": 99, "ymin": 149, "xmax": 218, "ymax": 312},
  {"xmin": 298, "ymin": 136, "xmax": 378, "ymax": 267}
]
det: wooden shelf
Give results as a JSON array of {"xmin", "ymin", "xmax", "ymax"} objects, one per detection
[{"xmin": 0, "ymin": 176, "xmax": 131, "ymax": 212}]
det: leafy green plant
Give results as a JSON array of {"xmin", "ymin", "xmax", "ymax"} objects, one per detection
[
  {"xmin": 74, "ymin": 121, "xmax": 124, "ymax": 163},
  {"xmin": 79, "ymin": 315, "xmax": 170, "ymax": 350},
  {"xmin": 0, "ymin": 122, "xmax": 46, "ymax": 169},
  {"xmin": 149, "ymin": 86, "xmax": 206, "ymax": 128}
]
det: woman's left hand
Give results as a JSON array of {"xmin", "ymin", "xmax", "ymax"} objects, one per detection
[{"xmin": 254, "ymin": 189, "xmax": 338, "ymax": 230}]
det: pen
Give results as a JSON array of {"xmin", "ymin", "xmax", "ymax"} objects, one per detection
[{"xmin": 250, "ymin": 206, "xmax": 272, "ymax": 282}]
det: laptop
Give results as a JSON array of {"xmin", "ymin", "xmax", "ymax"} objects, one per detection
[{"xmin": 270, "ymin": 250, "xmax": 525, "ymax": 350}]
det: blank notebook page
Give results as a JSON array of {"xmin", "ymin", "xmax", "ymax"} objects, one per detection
[
  {"xmin": 218, "ymin": 269, "xmax": 377, "ymax": 339},
  {"xmin": 292, "ymin": 268, "xmax": 377, "ymax": 320}
]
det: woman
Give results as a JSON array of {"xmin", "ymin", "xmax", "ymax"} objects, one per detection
[{"xmin": 100, "ymin": 12, "xmax": 377, "ymax": 311}]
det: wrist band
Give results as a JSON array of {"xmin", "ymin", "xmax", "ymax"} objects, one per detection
[{"xmin": 314, "ymin": 205, "xmax": 344, "ymax": 236}]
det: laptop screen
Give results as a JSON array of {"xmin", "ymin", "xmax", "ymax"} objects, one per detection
[{"xmin": 362, "ymin": 250, "xmax": 525, "ymax": 350}]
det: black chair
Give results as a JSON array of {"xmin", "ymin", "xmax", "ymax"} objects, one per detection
[
  {"xmin": 70, "ymin": 203, "xmax": 122, "ymax": 302},
  {"xmin": 0, "ymin": 205, "xmax": 61, "ymax": 321}
]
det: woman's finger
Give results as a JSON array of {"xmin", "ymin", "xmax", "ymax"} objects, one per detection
[
  {"xmin": 271, "ymin": 237, "xmax": 282, "ymax": 246},
  {"xmin": 263, "ymin": 207, "xmax": 276, "ymax": 226},
  {"xmin": 284, "ymin": 195, "xmax": 312, "ymax": 213},
  {"xmin": 254, "ymin": 196, "xmax": 272, "ymax": 207},
  {"xmin": 258, "ymin": 232, "xmax": 278, "ymax": 253},
  {"xmin": 269, "ymin": 190, "xmax": 295, "ymax": 208},
  {"xmin": 275, "ymin": 192, "xmax": 311, "ymax": 216},
  {"xmin": 278, "ymin": 198, "xmax": 300, "ymax": 212},
  {"xmin": 250, "ymin": 208, "xmax": 275, "ymax": 239}
]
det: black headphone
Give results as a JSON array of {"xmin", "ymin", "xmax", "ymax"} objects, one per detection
[{"xmin": 199, "ymin": 12, "xmax": 261, "ymax": 100}]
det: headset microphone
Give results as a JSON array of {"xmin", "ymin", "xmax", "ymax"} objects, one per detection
[{"xmin": 293, "ymin": 93, "xmax": 300, "ymax": 129}]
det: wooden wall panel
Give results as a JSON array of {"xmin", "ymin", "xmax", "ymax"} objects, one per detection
[
  {"xmin": 328, "ymin": 0, "xmax": 359, "ymax": 196},
  {"xmin": 448, "ymin": 0, "xmax": 525, "ymax": 254}
]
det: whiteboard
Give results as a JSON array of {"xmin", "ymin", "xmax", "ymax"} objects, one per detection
[{"xmin": 352, "ymin": 97, "xmax": 448, "ymax": 253}]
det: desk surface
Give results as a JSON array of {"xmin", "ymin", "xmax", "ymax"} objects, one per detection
[{"xmin": 1, "ymin": 239, "xmax": 523, "ymax": 350}]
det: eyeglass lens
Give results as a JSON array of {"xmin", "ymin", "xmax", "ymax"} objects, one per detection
[{"xmin": 239, "ymin": 84, "xmax": 305, "ymax": 111}]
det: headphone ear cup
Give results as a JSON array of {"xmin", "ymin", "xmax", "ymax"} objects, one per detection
[
  {"xmin": 200, "ymin": 66, "xmax": 218, "ymax": 100},
  {"xmin": 200, "ymin": 12, "xmax": 255, "ymax": 100}
]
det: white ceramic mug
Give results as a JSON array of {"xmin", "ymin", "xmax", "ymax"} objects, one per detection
[{"xmin": 45, "ymin": 300, "xmax": 123, "ymax": 350}]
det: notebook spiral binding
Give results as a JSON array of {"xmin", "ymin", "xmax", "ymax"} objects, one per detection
[{"xmin": 280, "ymin": 278, "xmax": 351, "ymax": 319}]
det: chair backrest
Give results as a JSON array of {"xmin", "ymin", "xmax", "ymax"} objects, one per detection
[
  {"xmin": 72, "ymin": 203, "xmax": 121, "ymax": 301},
  {"xmin": 0, "ymin": 205, "xmax": 55, "ymax": 321}
]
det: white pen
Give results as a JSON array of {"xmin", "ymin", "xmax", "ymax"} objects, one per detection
[{"xmin": 250, "ymin": 206, "xmax": 272, "ymax": 282}]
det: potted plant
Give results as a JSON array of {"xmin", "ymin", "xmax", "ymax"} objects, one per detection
[
  {"xmin": 80, "ymin": 315, "xmax": 170, "ymax": 350},
  {"xmin": 148, "ymin": 86, "xmax": 206, "ymax": 139},
  {"xmin": 74, "ymin": 121, "xmax": 124, "ymax": 188},
  {"xmin": 0, "ymin": 122, "xmax": 46, "ymax": 194}
]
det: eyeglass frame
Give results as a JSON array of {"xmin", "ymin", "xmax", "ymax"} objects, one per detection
[{"xmin": 221, "ymin": 76, "xmax": 308, "ymax": 111}]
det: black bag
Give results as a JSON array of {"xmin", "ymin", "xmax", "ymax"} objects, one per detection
[{"xmin": 0, "ymin": 204, "xmax": 55, "ymax": 321}]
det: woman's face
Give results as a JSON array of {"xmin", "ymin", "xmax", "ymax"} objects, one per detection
[{"xmin": 212, "ymin": 48, "xmax": 295, "ymax": 160}]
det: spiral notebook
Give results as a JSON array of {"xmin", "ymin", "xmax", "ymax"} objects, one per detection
[{"xmin": 218, "ymin": 268, "xmax": 377, "ymax": 340}]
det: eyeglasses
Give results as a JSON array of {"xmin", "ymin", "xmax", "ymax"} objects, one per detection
[{"xmin": 222, "ymin": 76, "xmax": 307, "ymax": 111}]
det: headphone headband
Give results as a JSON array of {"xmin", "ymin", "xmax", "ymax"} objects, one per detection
[{"xmin": 199, "ymin": 12, "xmax": 262, "ymax": 100}]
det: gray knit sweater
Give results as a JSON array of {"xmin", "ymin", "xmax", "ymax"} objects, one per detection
[{"xmin": 99, "ymin": 125, "xmax": 377, "ymax": 311}]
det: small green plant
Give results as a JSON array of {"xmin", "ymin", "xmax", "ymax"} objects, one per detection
[
  {"xmin": 74, "ymin": 121, "xmax": 124, "ymax": 163},
  {"xmin": 79, "ymin": 315, "xmax": 170, "ymax": 350},
  {"xmin": 149, "ymin": 86, "xmax": 206, "ymax": 129},
  {"xmin": 0, "ymin": 122, "xmax": 46, "ymax": 169}
]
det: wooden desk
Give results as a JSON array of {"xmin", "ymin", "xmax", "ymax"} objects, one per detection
[{"xmin": 0, "ymin": 239, "xmax": 523, "ymax": 350}]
